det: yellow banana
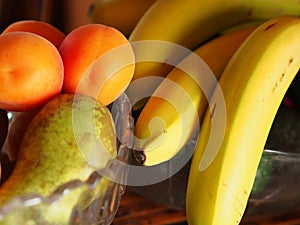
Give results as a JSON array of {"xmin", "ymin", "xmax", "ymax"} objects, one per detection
[
  {"xmin": 132, "ymin": 26, "xmax": 256, "ymax": 166},
  {"xmin": 89, "ymin": 0, "xmax": 156, "ymax": 37},
  {"xmin": 186, "ymin": 15, "xmax": 300, "ymax": 225},
  {"xmin": 129, "ymin": 0, "xmax": 300, "ymax": 110}
]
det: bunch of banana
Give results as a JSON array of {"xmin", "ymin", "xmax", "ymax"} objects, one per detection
[
  {"xmin": 131, "ymin": 25, "xmax": 257, "ymax": 166},
  {"xmin": 128, "ymin": 0, "xmax": 300, "ymax": 110},
  {"xmin": 186, "ymin": 15, "xmax": 300, "ymax": 225},
  {"xmin": 88, "ymin": 1, "xmax": 300, "ymax": 223},
  {"xmin": 89, "ymin": 0, "xmax": 156, "ymax": 37}
]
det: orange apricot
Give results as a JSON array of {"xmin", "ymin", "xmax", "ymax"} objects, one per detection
[
  {"xmin": 0, "ymin": 32, "xmax": 64, "ymax": 111},
  {"xmin": 59, "ymin": 23, "xmax": 135, "ymax": 106},
  {"xmin": 2, "ymin": 20, "xmax": 66, "ymax": 49}
]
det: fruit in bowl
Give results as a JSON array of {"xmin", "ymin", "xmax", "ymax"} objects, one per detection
[
  {"xmin": 0, "ymin": 19, "xmax": 134, "ymax": 224},
  {"xmin": 59, "ymin": 23, "xmax": 135, "ymax": 106},
  {"xmin": 0, "ymin": 31, "xmax": 64, "ymax": 111},
  {"xmin": 0, "ymin": 93, "xmax": 118, "ymax": 224},
  {"xmin": 0, "ymin": 93, "xmax": 132, "ymax": 225}
]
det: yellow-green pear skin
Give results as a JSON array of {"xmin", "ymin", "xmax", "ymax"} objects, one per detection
[{"xmin": 0, "ymin": 93, "xmax": 117, "ymax": 208}]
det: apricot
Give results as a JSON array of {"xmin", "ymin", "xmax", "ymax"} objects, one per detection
[
  {"xmin": 2, "ymin": 20, "xmax": 66, "ymax": 49},
  {"xmin": 0, "ymin": 32, "xmax": 64, "ymax": 111},
  {"xmin": 59, "ymin": 23, "xmax": 135, "ymax": 106}
]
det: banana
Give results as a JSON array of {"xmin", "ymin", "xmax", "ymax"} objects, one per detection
[
  {"xmin": 131, "ymin": 25, "xmax": 257, "ymax": 166},
  {"xmin": 185, "ymin": 15, "xmax": 300, "ymax": 225},
  {"xmin": 129, "ymin": 0, "xmax": 300, "ymax": 109},
  {"xmin": 89, "ymin": 0, "xmax": 156, "ymax": 37}
]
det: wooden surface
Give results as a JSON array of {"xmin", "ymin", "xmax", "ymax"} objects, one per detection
[
  {"xmin": 112, "ymin": 189, "xmax": 300, "ymax": 225},
  {"xmin": 112, "ymin": 190, "xmax": 186, "ymax": 225}
]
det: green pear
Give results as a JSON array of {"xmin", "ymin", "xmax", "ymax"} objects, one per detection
[{"xmin": 0, "ymin": 93, "xmax": 117, "ymax": 222}]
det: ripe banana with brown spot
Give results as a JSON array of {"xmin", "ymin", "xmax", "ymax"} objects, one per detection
[
  {"xmin": 186, "ymin": 15, "xmax": 300, "ymax": 225},
  {"xmin": 132, "ymin": 26, "xmax": 256, "ymax": 166}
]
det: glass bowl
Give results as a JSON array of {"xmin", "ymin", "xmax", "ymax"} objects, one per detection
[
  {"xmin": 130, "ymin": 104, "xmax": 300, "ymax": 219},
  {"xmin": 0, "ymin": 93, "xmax": 133, "ymax": 225},
  {"xmin": 245, "ymin": 149, "xmax": 300, "ymax": 217}
]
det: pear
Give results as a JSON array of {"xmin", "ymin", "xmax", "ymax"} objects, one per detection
[{"xmin": 0, "ymin": 94, "xmax": 117, "ymax": 217}]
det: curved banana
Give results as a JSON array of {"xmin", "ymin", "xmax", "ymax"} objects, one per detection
[
  {"xmin": 129, "ymin": 0, "xmax": 300, "ymax": 107},
  {"xmin": 186, "ymin": 15, "xmax": 300, "ymax": 225},
  {"xmin": 132, "ymin": 26, "xmax": 256, "ymax": 166},
  {"xmin": 89, "ymin": 0, "xmax": 156, "ymax": 37}
]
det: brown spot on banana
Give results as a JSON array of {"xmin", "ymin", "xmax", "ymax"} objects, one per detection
[
  {"xmin": 264, "ymin": 22, "xmax": 277, "ymax": 31},
  {"xmin": 133, "ymin": 148, "xmax": 146, "ymax": 165}
]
